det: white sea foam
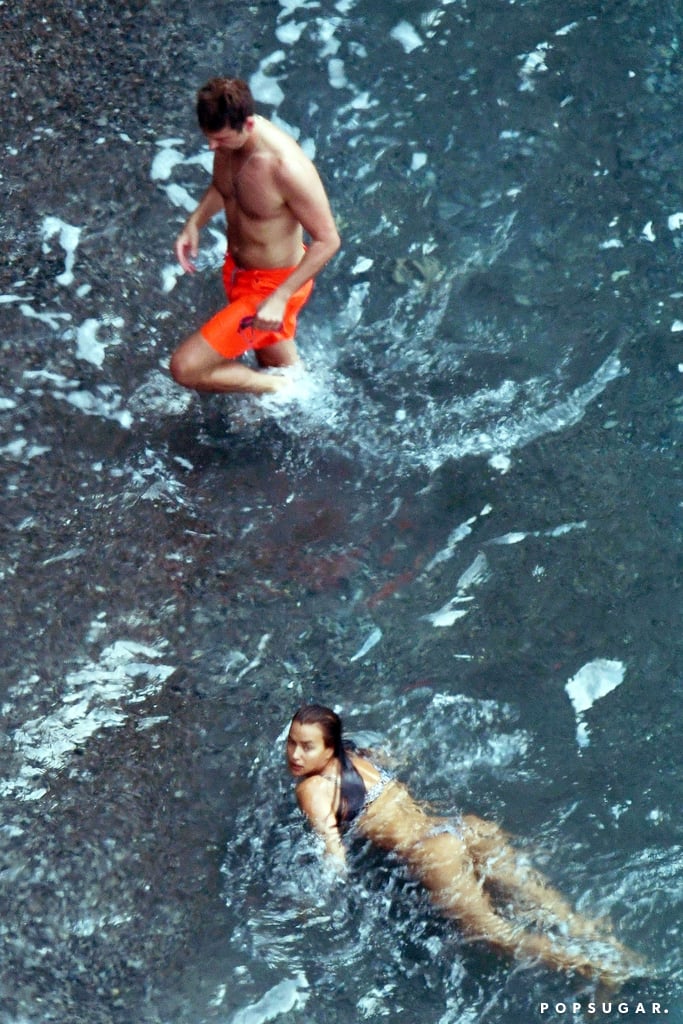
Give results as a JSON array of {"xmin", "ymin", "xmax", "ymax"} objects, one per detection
[
  {"xmin": 75, "ymin": 315, "xmax": 125, "ymax": 367},
  {"xmin": 599, "ymin": 238, "xmax": 623, "ymax": 250},
  {"xmin": 422, "ymin": 597, "xmax": 472, "ymax": 629},
  {"xmin": 488, "ymin": 520, "xmax": 586, "ymax": 545},
  {"xmin": 0, "ymin": 437, "xmax": 51, "ymax": 461},
  {"xmin": 127, "ymin": 369, "xmax": 193, "ymax": 419},
  {"xmin": 23, "ymin": 371, "xmax": 130, "ymax": 429},
  {"xmin": 422, "ymin": 552, "xmax": 490, "ymax": 628},
  {"xmin": 258, "ymin": 361, "xmax": 343, "ymax": 430},
  {"xmin": 151, "ymin": 143, "xmax": 216, "ymax": 232},
  {"xmin": 1, "ymin": 639, "xmax": 175, "ymax": 801},
  {"xmin": 59, "ymin": 386, "xmax": 133, "ymax": 429},
  {"xmin": 489, "ymin": 452, "xmax": 512, "ymax": 473},
  {"xmin": 555, "ymin": 21, "xmax": 580, "ymax": 36},
  {"xmin": 41, "ymin": 548, "xmax": 86, "ymax": 566},
  {"xmin": 250, "ymin": 53, "xmax": 288, "ymax": 107},
  {"xmin": 123, "ymin": 450, "xmax": 191, "ymax": 505},
  {"xmin": 275, "ymin": 20, "xmax": 306, "ymax": 44},
  {"xmin": 24, "ymin": 369, "xmax": 74, "ymax": 386},
  {"xmin": 405, "ymin": 691, "xmax": 531, "ymax": 783},
  {"xmin": 491, "ymin": 531, "xmax": 526, "ymax": 545},
  {"xmin": 455, "ymin": 552, "xmax": 490, "ymax": 591},
  {"xmin": 336, "ymin": 280, "xmax": 369, "ymax": 331},
  {"xmin": 422, "ymin": 513, "xmax": 481, "ymax": 575},
  {"xmin": 348, "ymin": 91, "xmax": 374, "ymax": 111},
  {"xmin": 230, "ymin": 972, "xmax": 309, "ymax": 1024},
  {"xmin": 278, "ymin": 0, "xmax": 317, "ymax": 17},
  {"xmin": 328, "ymin": 58, "xmax": 348, "ymax": 89},
  {"xmin": 518, "ymin": 43, "xmax": 550, "ymax": 91},
  {"xmin": 351, "ymin": 256, "xmax": 373, "ymax": 274},
  {"xmin": 161, "ymin": 264, "xmax": 183, "ymax": 292},
  {"xmin": 19, "ymin": 303, "xmax": 71, "ymax": 330},
  {"xmin": 164, "ymin": 182, "xmax": 198, "ymax": 212},
  {"xmin": 565, "ymin": 659, "xmax": 625, "ymax": 748},
  {"xmin": 410, "ymin": 352, "xmax": 627, "ymax": 474},
  {"xmin": 390, "ymin": 21, "xmax": 424, "ymax": 53},
  {"xmin": 224, "ymin": 634, "xmax": 272, "ymax": 683},
  {"xmin": 41, "ymin": 215, "xmax": 82, "ymax": 286},
  {"xmin": 209, "ymin": 984, "xmax": 227, "ymax": 1009},
  {"xmin": 350, "ymin": 627, "xmax": 382, "ymax": 662},
  {"xmin": 150, "ymin": 146, "xmax": 186, "ymax": 181},
  {"xmin": 357, "ymin": 983, "xmax": 397, "ymax": 1018},
  {"xmin": 317, "ymin": 18, "xmax": 342, "ymax": 58}
]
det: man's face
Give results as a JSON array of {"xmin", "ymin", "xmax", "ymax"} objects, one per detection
[{"xmin": 204, "ymin": 118, "xmax": 253, "ymax": 153}]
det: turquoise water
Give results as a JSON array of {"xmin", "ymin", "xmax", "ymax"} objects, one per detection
[{"xmin": 1, "ymin": 0, "xmax": 681, "ymax": 1021}]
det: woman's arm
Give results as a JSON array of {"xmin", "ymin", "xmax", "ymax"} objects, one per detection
[{"xmin": 296, "ymin": 777, "xmax": 346, "ymax": 866}]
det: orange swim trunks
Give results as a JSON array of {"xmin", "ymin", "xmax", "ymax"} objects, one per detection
[{"xmin": 199, "ymin": 252, "xmax": 313, "ymax": 359}]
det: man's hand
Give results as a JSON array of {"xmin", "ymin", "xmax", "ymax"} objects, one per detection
[
  {"xmin": 253, "ymin": 290, "xmax": 287, "ymax": 332},
  {"xmin": 175, "ymin": 221, "xmax": 200, "ymax": 274}
]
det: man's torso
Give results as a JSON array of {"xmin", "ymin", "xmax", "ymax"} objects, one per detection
[{"xmin": 213, "ymin": 117, "xmax": 304, "ymax": 269}]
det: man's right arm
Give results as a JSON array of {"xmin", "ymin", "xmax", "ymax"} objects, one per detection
[{"xmin": 174, "ymin": 184, "xmax": 225, "ymax": 273}]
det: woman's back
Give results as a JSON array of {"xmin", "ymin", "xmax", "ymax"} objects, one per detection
[{"xmin": 355, "ymin": 765, "xmax": 440, "ymax": 855}]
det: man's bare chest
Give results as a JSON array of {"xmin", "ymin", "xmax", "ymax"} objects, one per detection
[{"xmin": 215, "ymin": 159, "xmax": 285, "ymax": 222}]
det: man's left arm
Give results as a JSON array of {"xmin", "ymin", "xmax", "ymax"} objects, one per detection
[{"xmin": 253, "ymin": 158, "xmax": 341, "ymax": 330}]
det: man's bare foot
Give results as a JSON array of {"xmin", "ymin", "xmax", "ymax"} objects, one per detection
[{"xmin": 262, "ymin": 370, "xmax": 294, "ymax": 394}]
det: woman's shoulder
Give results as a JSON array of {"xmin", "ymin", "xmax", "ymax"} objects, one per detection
[
  {"xmin": 295, "ymin": 774, "xmax": 336, "ymax": 815},
  {"xmin": 295, "ymin": 773, "xmax": 330, "ymax": 796}
]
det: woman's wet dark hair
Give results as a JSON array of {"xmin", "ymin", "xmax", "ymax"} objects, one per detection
[{"xmin": 291, "ymin": 705, "xmax": 367, "ymax": 827}]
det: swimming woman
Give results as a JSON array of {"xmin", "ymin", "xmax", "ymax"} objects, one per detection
[{"xmin": 286, "ymin": 704, "xmax": 641, "ymax": 985}]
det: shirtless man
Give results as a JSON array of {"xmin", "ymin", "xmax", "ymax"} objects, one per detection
[{"xmin": 170, "ymin": 77, "xmax": 340, "ymax": 396}]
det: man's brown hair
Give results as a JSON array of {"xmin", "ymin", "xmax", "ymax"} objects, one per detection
[{"xmin": 196, "ymin": 77, "xmax": 255, "ymax": 133}]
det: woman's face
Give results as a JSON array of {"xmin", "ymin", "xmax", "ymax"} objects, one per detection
[{"xmin": 286, "ymin": 720, "xmax": 334, "ymax": 778}]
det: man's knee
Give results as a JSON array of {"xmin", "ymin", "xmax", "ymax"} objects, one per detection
[
  {"xmin": 169, "ymin": 348, "xmax": 195, "ymax": 389},
  {"xmin": 170, "ymin": 334, "xmax": 209, "ymax": 389}
]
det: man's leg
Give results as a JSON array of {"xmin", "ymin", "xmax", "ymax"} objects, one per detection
[
  {"xmin": 170, "ymin": 331, "xmax": 291, "ymax": 395},
  {"xmin": 255, "ymin": 337, "xmax": 300, "ymax": 369}
]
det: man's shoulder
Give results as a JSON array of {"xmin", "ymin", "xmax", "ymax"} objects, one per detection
[
  {"xmin": 242, "ymin": 144, "xmax": 306, "ymax": 188},
  {"xmin": 258, "ymin": 118, "xmax": 312, "ymax": 167}
]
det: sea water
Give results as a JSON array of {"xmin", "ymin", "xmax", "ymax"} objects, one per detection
[{"xmin": 1, "ymin": 0, "xmax": 682, "ymax": 1021}]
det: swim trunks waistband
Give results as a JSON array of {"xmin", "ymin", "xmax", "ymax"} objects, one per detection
[{"xmin": 199, "ymin": 251, "xmax": 313, "ymax": 360}]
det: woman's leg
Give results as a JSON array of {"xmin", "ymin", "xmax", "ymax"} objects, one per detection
[
  {"xmin": 407, "ymin": 831, "xmax": 613, "ymax": 980},
  {"xmin": 459, "ymin": 815, "xmax": 641, "ymax": 976},
  {"xmin": 460, "ymin": 816, "xmax": 602, "ymax": 935}
]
